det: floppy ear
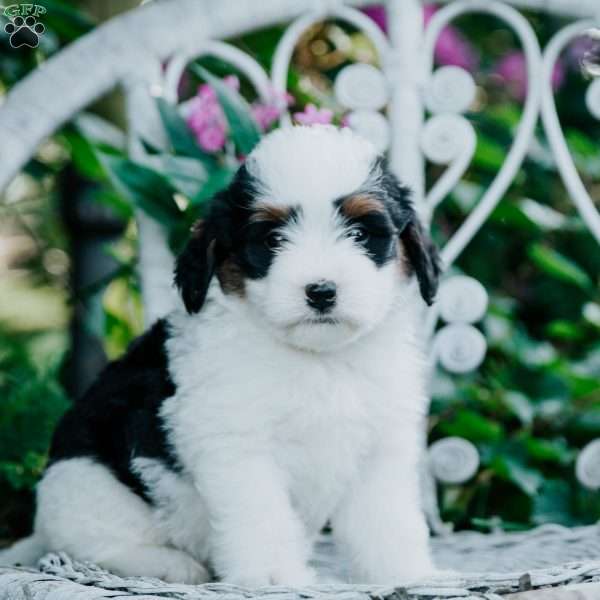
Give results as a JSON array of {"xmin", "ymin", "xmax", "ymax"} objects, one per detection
[
  {"xmin": 377, "ymin": 160, "xmax": 442, "ymax": 305},
  {"xmin": 174, "ymin": 220, "xmax": 218, "ymax": 314},
  {"xmin": 400, "ymin": 216, "xmax": 442, "ymax": 306}
]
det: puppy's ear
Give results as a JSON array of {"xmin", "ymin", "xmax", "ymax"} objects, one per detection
[
  {"xmin": 378, "ymin": 161, "xmax": 442, "ymax": 305},
  {"xmin": 174, "ymin": 219, "xmax": 218, "ymax": 314},
  {"xmin": 400, "ymin": 216, "xmax": 441, "ymax": 306}
]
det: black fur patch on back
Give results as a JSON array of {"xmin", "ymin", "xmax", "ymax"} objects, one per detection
[{"xmin": 48, "ymin": 319, "xmax": 178, "ymax": 503}]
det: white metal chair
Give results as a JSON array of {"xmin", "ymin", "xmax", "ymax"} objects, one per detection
[{"xmin": 1, "ymin": 0, "xmax": 600, "ymax": 597}]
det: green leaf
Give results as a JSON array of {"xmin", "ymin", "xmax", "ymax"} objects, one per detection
[
  {"xmin": 473, "ymin": 134, "xmax": 506, "ymax": 171},
  {"xmin": 191, "ymin": 166, "xmax": 236, "ymax": 206},
  {"xmin": 191, "ymin": 64, "xmax": 261, "ymax": 155},
  {"xmin": 532, "ymin": 480, "xmax": 575, "ymax": 526},
  {"xmin": 492, "ymin": 455, "xmax": 544, "ymax": 496},
  {"xmin": 62, "ymin": 128, "xmax": 106, "ymax": 180},
  {"xmin": 570, "ymin": 409, "xmax": 600, "ymax": 434},
  {"xmin": 527, "ymin": 244, "xmax": 592, "ymax": 290},
  {"xmin": 97, "ymin": 153, "xmax": 181, "ymax": 228},
  {"xmin": 503, "ymin": 391, "xmax": 534, "ymax": 425},
  {"xmin": 524, "ymin": 437, "xmax": 574, "ymax": 465},
  {"xmin": 156, "ymin": 154, "xmax": 209, "ymax": 198},
  {"xmin": 39, "ymin": 0, "xmax": 94, "ymax": 41},
  {"xmin": 154, "ymin": 97, "xmax": 217, "ymax": 169},
  {"xmin": 438, "ymin": 410, "xmax": 504, "ymax": 442},
  {"xmin": 546, "ymin": 320, "xmax": 584, "ymax": 341}
]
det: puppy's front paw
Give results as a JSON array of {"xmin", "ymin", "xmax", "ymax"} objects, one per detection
[
  {"xmin": 231, "ymin": 564, "xmax": 316, "ymax": 587},
  {"xmin": 162, "ymin": 554, "xmax": 211, "ymax": 584}
]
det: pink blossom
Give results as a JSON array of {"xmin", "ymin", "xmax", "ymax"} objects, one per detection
[
  {"xmin": 251, "ymin": 104, "xmax": 281, "ymax": 131},
  {"xmin": 186, "ymin": 90, "xmax": 225, "ymax": 152},
  {"xmin": 363, "ymin": 4, "xmax": 479, "ymax": 72},
  {"xmin": 250, "ymin": 87, "xmax": 295, "ymax": 132},
  {"xmin": 494, "ymin": 51, "xmax": 565, "ymax": 101},
  {"xmin": 293, "ymin": 104, "xmax": 333, "ymax": 126},
  {"xmin": 223, "ymin": 75, "xmax": 240, "ymax": 91},
  {"xmin": 423, "ymin": 5, "xmax": 479, "ymax": 72},
  {"xmin": 196, "ymin": 125, "xmax": 227, "ymax": 153},
  {"xmin": 185, "ymin": 76, "xmax": 242, "ymax": 152}
]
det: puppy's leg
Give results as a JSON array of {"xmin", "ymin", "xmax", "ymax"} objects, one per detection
[
  {"xmin": 99, "ymin": 545, "xmax": 209, "ymax": 583},
  {"xmin": 196, "ymin": 453, "xmax": 315, "ymax": 586},
  {"xmin": 331, "ymin": 447, "xmax": 434, "ymax": 584},
  {"xmin": 36, "ymin": 457, "xmax": 209, "ymax": 583}
]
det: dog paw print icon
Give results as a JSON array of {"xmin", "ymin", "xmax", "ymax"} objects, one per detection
[{"xmin": 5, "ymin": 15, "xmax": 45, "ymax": 49}]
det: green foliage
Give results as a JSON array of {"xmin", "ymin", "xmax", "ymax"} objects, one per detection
[
  {"xmin": 0, "ymin": 331, "xmax": 69, "ymax": 490},
  {"xmin": 94, "ymin": 71, "xmax": 246, "ymax": 252}
]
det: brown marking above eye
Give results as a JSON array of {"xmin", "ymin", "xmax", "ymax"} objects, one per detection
[
  {"xmin": 249, "ymin": 203, "xmax": 294, "ymax": 224},
  {"xmin": 339, "ymin": 194, "xmax": 385, "ymax": 219}
]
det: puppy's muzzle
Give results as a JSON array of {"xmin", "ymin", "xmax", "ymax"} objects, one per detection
[{"xmin": 305, "ymin": 280, "xmax": 337, "ymax": 313}]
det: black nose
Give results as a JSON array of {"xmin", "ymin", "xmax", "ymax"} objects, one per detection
[{"xmin": 305, "ymin": 280, "xmax": 337, "ymax": 312}]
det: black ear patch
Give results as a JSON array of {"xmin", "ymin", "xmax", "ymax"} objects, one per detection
[
  {"xmin": 375, "ymin": 159, "xmax": 442, "ymax": 305},
  {"xmin": 173, "ymin": 164, "xmax": 258, "ymax": 313},
  {"xmin": 174, "ymin": 220, "xmax": 217, "ymax": 314},
  {"xmin": 400, "ymin": 218, "xmax": 441, "ymax": 306}
]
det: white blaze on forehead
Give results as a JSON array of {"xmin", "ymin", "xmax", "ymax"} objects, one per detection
[{"xmin": 246, "ymin": 126, "xmax": 378, "ymax": 210}]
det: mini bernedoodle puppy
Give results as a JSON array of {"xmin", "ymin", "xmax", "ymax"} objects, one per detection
[{"xmin": 1, "ymin": 126, "xmax": 442, "ymax": 586}]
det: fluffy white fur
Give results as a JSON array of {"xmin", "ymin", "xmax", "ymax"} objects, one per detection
[{"xmin": 2, "ymin": 126, "xmax": 435, "ymax": 585}]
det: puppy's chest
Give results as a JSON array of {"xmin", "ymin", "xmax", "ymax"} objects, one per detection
[{"xmin": 273, "ymin": 367, "xmax": 377, "ymax": 512}]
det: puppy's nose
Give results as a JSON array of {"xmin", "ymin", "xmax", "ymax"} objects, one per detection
[{"xmin": 305, "ymin": 280, "xmax": 337, "ymax": 312}]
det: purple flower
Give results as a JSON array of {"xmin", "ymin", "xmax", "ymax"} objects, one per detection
[
  {"xmin": 362, "ymin": 5, "xmax": 387, "ymax": 34},
  {"xmin": 293, "ymin": 104, "xmax": 334, "ymax": 126},
  {"xmin": 363, "ymin": 4, "xmax": 479, "ymax": 72},
  {"xmin": 494, "ymin": 51, "xmax": 565, "ymax": 101}
]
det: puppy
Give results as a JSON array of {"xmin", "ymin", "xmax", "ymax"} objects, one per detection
[{"xmin": 0, "ymin": 126, "xmax": 441, "ymax": 585}]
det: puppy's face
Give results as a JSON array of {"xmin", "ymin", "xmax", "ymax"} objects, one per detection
[{"xmin": 175, "ymin": 126, "xmax": 440, "ymax": 352}]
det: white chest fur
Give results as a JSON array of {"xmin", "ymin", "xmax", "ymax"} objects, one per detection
[{"xmin": 161, "ymin": 294, "xmax": 428, "ymax": 535}]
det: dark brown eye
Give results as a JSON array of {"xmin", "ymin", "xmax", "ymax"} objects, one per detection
[
  {"xmin": 265, "ymin": 230, "xmax": 285, "ymax": 250},
  {"xmin": 346, "ymin": 226, "xmax": 369, "ymax": 244}
]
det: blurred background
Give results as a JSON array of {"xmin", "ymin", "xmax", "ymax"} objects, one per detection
[{"xmin": 0, "ymin": 0, "xmax": 599, "ymax": 548}]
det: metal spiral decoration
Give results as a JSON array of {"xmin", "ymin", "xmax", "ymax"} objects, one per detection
[
  {"xmin": 334, "ymin": 63, "xmax": 390, "ymax": 153},
  {"xmin": 432, "ymin": 275, "xmax": 488, "ymax": 374},
  {"xmin": 424, "ymin": 65, "xmax": 477, "ymax": 115},
  {"xmin": 421, "ymin": 113, "xmax": 475, "ymax": 166},
  {"xmin": 585, "ymin": 77, "xmax": 600, "ymax": 120},
  {"xmin": 582, "ymin": 27, "xmax": 600, "ymax": 77},
  {"xmin": 438, "ymin": 275, "xmax": 489, "ymax": 324},
  {"xmin": 434, "ymin": 323, "xmax": 487, "ymax": 374},
  {"xmin": 428, "ymin": 437, "xmax": 480, "ymax": 484},
  {"xmin": 575, "ymin": 439, "xmax": 600, "ymax": 490},
  {"xmin": 334, "ymin": 63, "xmax": 388, "ymax": 110}
]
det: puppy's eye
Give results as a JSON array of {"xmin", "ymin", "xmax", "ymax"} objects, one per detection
[
  {"xmin": 346, "ymin": 226, "xmax": 369, "ymax": 244},
  {"xmin": 265, "ymin": 231, "xmax": 286, "ymax": 250}
]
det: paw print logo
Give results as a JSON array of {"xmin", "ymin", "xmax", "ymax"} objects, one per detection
[{"xmin": 4, "ymin": 15, "xmax": 45, "ymax": 49}]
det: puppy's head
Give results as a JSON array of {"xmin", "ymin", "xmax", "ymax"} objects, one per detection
[{"xmin": 175, "ymin": 126, "xmax": 440, "ymax": 352}]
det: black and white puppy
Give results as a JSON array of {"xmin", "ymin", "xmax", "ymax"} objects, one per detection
[{"xmin": 1, "ymin": 126, "xmax": 441, "ymax": 585}]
